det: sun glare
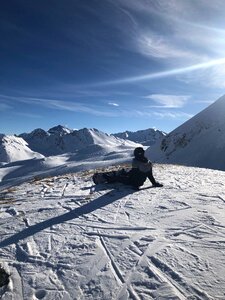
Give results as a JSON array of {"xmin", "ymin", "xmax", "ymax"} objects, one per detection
[{"xmin": 95, "ymin": 57, "xmax": 225, "ymax": 86}]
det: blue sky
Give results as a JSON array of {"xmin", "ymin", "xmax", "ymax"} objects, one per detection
[{"xmin": 1, "ymin": 0, "xmax": 225, "ymax": 135}]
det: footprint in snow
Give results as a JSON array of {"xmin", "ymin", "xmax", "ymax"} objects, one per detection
[
  {"xmin": 158, "ymin": 205, "xmax": 167, "ymax": 209},
  {"xmin": 35, "ymin": 289, "xmax": 47, "ymax": 299}
]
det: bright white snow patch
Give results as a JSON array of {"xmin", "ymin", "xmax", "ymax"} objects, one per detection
[{"xmin": 0, "ymin": 135, "xmax": 44, "ymax": 163}]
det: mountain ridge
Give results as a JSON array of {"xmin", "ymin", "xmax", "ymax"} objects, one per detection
[
  {"xmin": 19, "ymin": 127, "xmax": 142, "ymax": 157},
  {"xmin": 146, "ymin": 95, "xmax": 225, "ymax": 171},
  {"xmin": 2, "ymin": 126, "xmax": 164, "ymax": 163},
  {"xmin": 112, "ymin": 128, "xmax": 166, "ymax": 146}
]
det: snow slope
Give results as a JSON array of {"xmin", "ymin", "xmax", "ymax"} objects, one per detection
[
  {"xmin": 1, "ymin": 163, "xmax": 225, "ymax": 299},
  {"xmin": 0, "ymin": 145, "xmax": 138, "ymax": 190},
  {"xmin": 0, "ymin": 134, "xmax": 44, "ymax": 164},
  {"xmin": 113, "ymin": 128, "xmax": 166, "ymax": 146},
  {"xmin": 146, "ymin": 95, "xmax": 225, "ymax": 171}
]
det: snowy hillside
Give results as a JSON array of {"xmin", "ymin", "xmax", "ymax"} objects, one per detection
[
  {"xmin": 1, "ymin": 162, "xmax": 225, "ymax": 299},
  {"xmin": 20, "ymin": 126, "xmax": 140, "ymax": 157},
  {"xmin": 113, "ymin": 128, "xmax": 166, "ymax": 146},
  {"xmin": 0, "ymin": 134, "xmax": 44, "ymax": 164},
  {"xmin": 0, "ymin": 149, "xmax": 137, "ymax": 190},
  {"xmin": 146, "ymin": 95, "xmax": 225, "ymax": 171}
]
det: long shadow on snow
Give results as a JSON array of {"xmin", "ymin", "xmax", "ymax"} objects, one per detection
[{"xmin": 0, "ymin": 186, "xmax": 134, "ymax": 248}]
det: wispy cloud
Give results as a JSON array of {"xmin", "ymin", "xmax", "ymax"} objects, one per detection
[
  {"xmin": 17, "ymin": 97, "xmax": 118, "ymax": 117},
  {"xmin": 153, "ymin": 111, "xmax": 193, "ymax": 120},
  {"xmin": 17, "ymin": 97, "xmax": 151, "ymax": 118},
  {"xmin": 136, "ymin": 33, "xmax": 195, "ymax": 60},
  {"xmin": 107, "ymin": 0, "xmax": 138, "ymax": 28},
  {"xmin": 114, "ymin": 108, "xmax": 193, "ymax": 121},
  {"xmin": 195, "ymin": 100, "xmax": 215, "ymax": 104},
  {"xmin": 4, "ymin": 95, "xmax": 117, "ymax": 118},
  {"xmin": 145, "ymin": 94, "xmax": 190, "ymax": 108},
  {"xmin": 1, "ymin": 94, "xmax": 195, "ymax": 127},
  {"xmin": 14, "ymin": 112, "xmax": 42, "ymax": 118},
  {"xmin": 110, "ymin": 0, "xmax": 225, "ymax": 89},
  {"xmin": 179, "ymin": 64, "xmax": 225, "ymax": 88},
  {"xmin": 0, "ymin": 102, "xmax": 12, "ymax": 111},
  {"xmin": 108, "ymin": 102, "xmax": 119, "ymax": 107}
]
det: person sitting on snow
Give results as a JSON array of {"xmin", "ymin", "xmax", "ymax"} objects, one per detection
[
  {"xmin": 93, "ymin": 147, "xmax": 163, "ymax": 189},
  {"xmin": 128, "ymin": 147, "xmax": 163, "ymax": 189}
]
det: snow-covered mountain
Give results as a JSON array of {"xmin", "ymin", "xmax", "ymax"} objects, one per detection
[
  {"xmin": 19, "ymin": 126, "xmax": 140, "ymax": 157},
  {"xmin": 112, "ymin": 128, "xmax": 166, "ymax": 146},
  {"xmin": 47, "ymin": 125, "xmax": 73, "ymax": 136},
  {"xmin": 0, "ymin": 134, "xmax": 44, "ymax": 164},
  {"xmin": 146, "ymin": 95, "xmax": 225, "ymax": 171},
  {"xmin": 0, "ymin": 125, "xmax": 165, "ymax": 164}
]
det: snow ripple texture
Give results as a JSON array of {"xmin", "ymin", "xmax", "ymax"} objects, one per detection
[{"xmin": 0, "ymin": 164, "xmax": 225, "ymax": 299}]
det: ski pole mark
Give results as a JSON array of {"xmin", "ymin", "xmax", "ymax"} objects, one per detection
[
  {"xmin": 149, "ymin": 255, "xmax": 212, "ymax": 300},
  {"xmin": 98, "ymin": 235, "xmax": 140, "ymax": 300},
  {"xmin": 61, "ymin": 183, "xmax": 68, "ymax": 197}
]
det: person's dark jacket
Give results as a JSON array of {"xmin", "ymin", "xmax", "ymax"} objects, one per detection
[{"xmin": 128, "ymin": 156, "xmax": 153, "ymax": 187}]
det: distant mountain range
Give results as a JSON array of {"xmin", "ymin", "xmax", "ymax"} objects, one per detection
[
  {"xmin": 146, "ymin": 95, "xmax": 225, "ymax": 171},
  {"xmin": 1, "ymin": 126, "xmax": 165, "ymax": 163},
  {"xmin": 2, "ymin": 94, "xmax": 225, "ymax": 171},
  {"xmin": 112, "ymin": 128, "xmax": 166, "ymax": 146},
  {"xmin": 18, "ymin": 126, "xmax": 142, "ymax": 157}
]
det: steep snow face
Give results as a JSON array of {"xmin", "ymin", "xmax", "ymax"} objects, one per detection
[
  {"xmin": 113, "ymin": 128, "xmax": 166, "ymax": 146},
  {"xmin": 89, "ymin": 128, "xmax": 140, "ymax": 147},
  {"xmin": 146, "ymin": 95, "xmax": 225, "ymax": 171},
  {"xmin": 0, "ymin": 135, "xmax": 44, "ymax": 163},
  {"xmin": 20, "ymin": 127, "xmax": 141, "ymax": 156}
]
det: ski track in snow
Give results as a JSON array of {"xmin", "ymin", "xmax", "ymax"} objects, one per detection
[{"xmin": 0, "ymin": 164, "xmax": 225, "ymax": 299}]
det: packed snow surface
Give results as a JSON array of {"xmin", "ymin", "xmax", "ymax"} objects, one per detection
[{"xmin": 1, "ymin": 159, "xmax": 225, "ymax": 299}]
